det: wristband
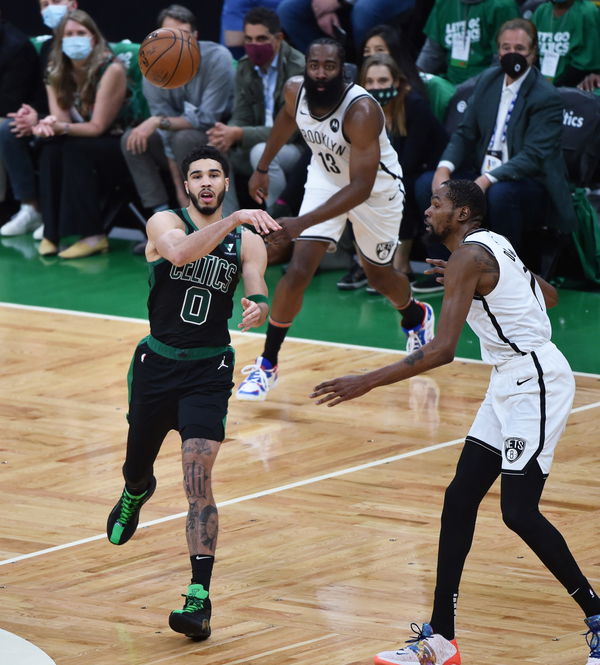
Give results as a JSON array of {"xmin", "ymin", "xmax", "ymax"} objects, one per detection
[
  {"xmin": 247, "ymin": 294, "xmax": 269, "ymax": 304},
  {"xmin": 255, "ymin": 166, "xmax": 269, "ymax": 174}
]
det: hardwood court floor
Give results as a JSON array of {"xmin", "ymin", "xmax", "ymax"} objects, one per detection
[{"xmin": 1, "ymin": 304, "xmax": 600, "ymax": 665}]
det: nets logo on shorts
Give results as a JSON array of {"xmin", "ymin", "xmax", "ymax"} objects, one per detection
[
  {"xmin": 376, "ymin": 241, "xmax": 394, "ymax": 261},
  {"xmin": 504, "ymin": 437, "xmax": 526, "ymax": 463}
]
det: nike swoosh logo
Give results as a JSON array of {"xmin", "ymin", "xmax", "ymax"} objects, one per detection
[
  {"xmin": 516, "ymin": 377, "xmax": 533, "ymax": 385},
  {"xmin": 195, "ymin": 555, "xmax": 212, "ymax": 560}
]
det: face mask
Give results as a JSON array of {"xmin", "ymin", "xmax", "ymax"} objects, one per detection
[
  {"xmin": 245, "ymin": 42, "xmax": 275, "ymax": 67},
  {"xmin": 62, "ymin": 35, "xmax": 93, "ymax": 61},
  {"xmin": 41, "ymin": 4, "xmax": 68, "ymax": 30},
  {"xmin": 500, "ymin": 52, "xmax": 528, "ymax": 79},
  {"xmin": 367, "ymin": 86, "xmax": 398, "ymax": 106}
]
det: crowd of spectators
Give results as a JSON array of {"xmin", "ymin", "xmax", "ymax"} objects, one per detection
[{"xmin": 0, "ymin": 0, "xmax": 599, "ymax": 286}]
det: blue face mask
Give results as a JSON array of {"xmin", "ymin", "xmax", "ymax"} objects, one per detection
[
  {"xmin": 62, "ymin": 35, "xmax": 93, "ymax": 61},
  {"xmin": 41, "ymin": 4, "xmax": 68, "ymax": 30}
]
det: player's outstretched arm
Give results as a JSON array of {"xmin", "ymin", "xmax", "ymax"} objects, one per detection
[
  {"xmin": 147, "ymin": 209, "xmax": 280, "ymax": 266},
  {"xmin": 311, "ymin": 245, "xmax": 485, "ymax": 406},
  {"xmin": 285, "ymin": 98, "xmax": 382, "ymax": 238},
  {"xmin": 239, "ymin": 229, "xmax": 270, "ymax": 331},
  {"xmin": 249, "ymin": 77, "xmax": 302, "ymax": 205}
]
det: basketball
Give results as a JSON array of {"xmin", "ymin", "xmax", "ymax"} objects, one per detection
[{"xmin": 138, "ymin": 27, "xmax": 201, "ymax": 89}]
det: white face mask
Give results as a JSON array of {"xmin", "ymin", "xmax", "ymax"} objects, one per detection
[
  {"xmin": 62, "ymin": 35, "xmax": 93, "ymax": 60},
  {"xmin": 41, "ymin": 4, "xmax": 68, "ymax": 30}
]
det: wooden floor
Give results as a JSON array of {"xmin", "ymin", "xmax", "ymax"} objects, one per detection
[{"xmin": 1, "ymin": 304, "xmax": 600, "ymax": 665}]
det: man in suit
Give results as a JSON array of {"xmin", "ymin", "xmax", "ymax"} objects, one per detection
[
  {"xmin": 416, "ymin": 18, "xmax": 577, "ymax": 259},
  {"xmin": 207, "ymin": 7, "xmax": 305, "ymax": 211}
]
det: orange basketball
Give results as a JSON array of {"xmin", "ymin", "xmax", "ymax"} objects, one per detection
[{"xmin": 138, "ymin": 27, "xmax": 201, "ymax": 89}]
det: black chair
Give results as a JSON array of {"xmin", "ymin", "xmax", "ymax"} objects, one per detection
[
  {"xmin": 443, "ymin": 74, "xmax": 480, "ymax": 135},
  {"xmin": 556, "ymin": 86, "xmax": 600, "ymax": 188}
]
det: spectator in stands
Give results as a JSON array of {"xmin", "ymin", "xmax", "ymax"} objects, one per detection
[
  {"xmin": 0, "ymin": 0, "xmax": 77, "ymax": 238},
  {"xmin": 207, "ymin": 7, "xmax": 305, "ymax": 212},
  {"xmin": 531, "ymin": 0, "xmax": 600, "ymax": 87},
  {"xmin": 361, "ymin": 23, "xmax": 453, "ymax": 123},
  {"xmin": 360, "ymin": 53, "xmax": 447, "ymax": 281},
  {"xmin": 415, "ymin": 18, "xmax": 577, "ymax": 267},
  {"xmin": 221, "ymin": 0, "xmax": 282, "ymax": 58},
  {"xmin": 33, "ymin": 9, "xmax": 130, "ymax": 258},
  {"xmin": 121, "ymin": 4, "xmax": 233, "ymax": 232},
  {"xmin": 277, "ymin": 0, "xmax": 416, "ymax": 55},
  {"xmin": 417, "ymin": 0, "xmax": 519, "ymax": 86}
]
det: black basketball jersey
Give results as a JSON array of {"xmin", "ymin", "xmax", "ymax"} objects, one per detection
[{"xmin": 147, "ymin": 208, "xmax": 242, "ymax": 348}]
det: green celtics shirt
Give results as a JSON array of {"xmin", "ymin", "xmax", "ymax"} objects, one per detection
[
  {"xmin": 532, "ymin": 0, "xmax": 600, "ymax": 86},
  {"xmin": 424, "ymin": 0, "xmax": 519, "ymax": 85}
]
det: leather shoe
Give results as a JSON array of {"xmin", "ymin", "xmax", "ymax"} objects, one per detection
[
  {"xmin": 58, "ymin": 236, "xmax": 109, "ymax": 259},
  {"xmin": 38, "ymin": 238, "xmax": 58, "ymax": 256}
]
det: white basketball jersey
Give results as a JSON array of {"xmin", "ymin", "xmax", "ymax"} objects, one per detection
[
  {"xmin": 295, "ymin": 82, "xmax": 403, "ymax": 198},
  {"xmin": 464, "ymin": 229, "xmax": 552, "ymax": 366}
]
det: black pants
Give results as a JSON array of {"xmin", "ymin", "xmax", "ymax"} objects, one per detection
[
  {"xmin": 39, "ymin": 134, "xmax": 128, "ymax": 243},
  {"xmin": 432, "ymin": 440, "xmax": 591, "ymax": 632}
]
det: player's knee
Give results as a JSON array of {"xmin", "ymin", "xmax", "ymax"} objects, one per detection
[
  {"xmin": 284, "ymin": 261, "xmax": 318, "ymax": 286},
  {"xmin": 501, "ymin": 502, "xmax": 532, "ymax": 535}
]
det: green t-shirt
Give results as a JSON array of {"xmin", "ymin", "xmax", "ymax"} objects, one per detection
[
  {"xmin": 419, "ymin": 72, "xmax": 456, "ymax": 121},
  {"xmin": 424, "ymin": 0, "xmax": 519, "ymax": 85},
  {"xmin": 532, "ymin": 0, "xmax": 600, "ymax": 85}
]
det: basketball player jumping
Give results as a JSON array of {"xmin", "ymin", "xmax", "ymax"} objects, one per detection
[
  {"xmin": 235, "ymin": 38, "xmax": 434, "ymax": 401},
  {"xmin": 311, "ymin": 180, "xmax": 600, "ymax": 665},
  {"xmin": 106, "ymin": 146, "xmax": 280, "ymax": 639}
]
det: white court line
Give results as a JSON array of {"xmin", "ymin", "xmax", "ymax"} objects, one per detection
[
  {"xmin": 2, "ymin": 301, "xmax": 600, "ymax": 568},
  {"xmin": 2, "ymin": 301, "xmax": 600, "ymax": 378},
  {"xmin": 2, "ymin": 398, "xmax": 600, "ymax": 569}
]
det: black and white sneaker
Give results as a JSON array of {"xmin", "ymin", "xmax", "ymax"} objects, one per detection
[{"xmin": 337, "ymin": 262, "xmax": 368, "ymax": 290}]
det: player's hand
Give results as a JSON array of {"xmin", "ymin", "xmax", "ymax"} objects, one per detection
[
  {"xmin": 424, "ymin": 258, "xmax": 447, "ymax": 287},
  {"xmin": 238, "ymin": 297, "xmax": 267, "ymax": 332},
  {"xmin": 126, "ymin": 117, "xmax": 160, "ymax": 154},
  {"xmin": 311, "ymin": 374, "xmax": 372, "ymax": 407},
  {"xmin": 233, "ymin": 209, "xmax": 281, "ymax": 235},
  {"xmin": 266, "ymin": 216, "xmax": 305, "ymax": 244},
  {"xmin": 207, "ymin": 122, "xmax": 239, "ymax": 152},
  {"xmin": 248, "ymin": 170, "xmax": 269, "ymax": 205}
]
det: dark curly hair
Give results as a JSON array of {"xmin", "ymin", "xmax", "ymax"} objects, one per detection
[{"xmin": 442, "ymin": 179, "xmax": 486, "ymax": 226}]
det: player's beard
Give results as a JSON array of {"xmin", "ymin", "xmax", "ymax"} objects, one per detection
[
  {"xmin": 188, "ymin": 188, "xmax": 226, "ymax": 215},
  {"xmin": 303, "ymin": 68, "xmax": 345, "ymax": 111}
]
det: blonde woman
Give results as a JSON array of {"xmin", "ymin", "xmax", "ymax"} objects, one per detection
[{"xmin": 34, "ymin": 9, "xmax": 129, "ymax": 258}]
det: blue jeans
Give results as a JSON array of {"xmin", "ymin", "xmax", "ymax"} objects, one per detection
[
  {"xmin": 0, "ymin": 118, "xmax": 37, "ymax": 202},
  {"xmin": 277, "ymin": 0, "xmax": 415, "ymax": 53},
  {"xmin": 415, "ymin": 169, "xmax": 547, "ymax": 256}
]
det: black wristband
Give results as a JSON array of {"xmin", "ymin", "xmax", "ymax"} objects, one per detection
[{"xmin": 255, "ymin": 166, "xmax": 269, "ymax": 174}]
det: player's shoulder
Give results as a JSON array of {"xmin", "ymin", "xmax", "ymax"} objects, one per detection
[
  {"xmin": 285, "ymin": 75, "xmax": 303, "ymax": 92},
  {"xmin": 147, "ymin": 209, "xmax": 186, "ymax": 230}
]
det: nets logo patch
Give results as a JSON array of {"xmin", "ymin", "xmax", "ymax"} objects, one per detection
[
  {"xmin": 330, "ymin": 118, "xmax": 340, "ymax": 132},
  {"xmin": 376, "ymin": 241, "xmax": 394, "ymax": 261},
  {"xmin": 504, "ymin": 437, "xmax": 526, "ymax": 463}
]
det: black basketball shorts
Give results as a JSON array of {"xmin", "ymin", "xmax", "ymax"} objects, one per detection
[{"xmin": 127, "ymin": 338, "xmax": 235, "ymax": 443}]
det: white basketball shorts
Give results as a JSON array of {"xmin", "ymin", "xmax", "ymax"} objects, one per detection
[
  {"xmin": 466, "ymin": 341, "xmax": 575, "ymax": 476},
  {"xmin": 297, "ymin": 183, "xmax": 404, "ymax": 265}
]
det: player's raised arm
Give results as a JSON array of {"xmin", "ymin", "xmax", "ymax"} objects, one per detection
[
  {"xmin": 249, "ymin": 77, "xmax": 303, "ymax": 204},
  {"xmin": 311, "ymin": 244, "xmax": 487, "ymax": 406},
  {"xmin": 147, "ymin": 209, "xmax": 280, "ymax": 267}
]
